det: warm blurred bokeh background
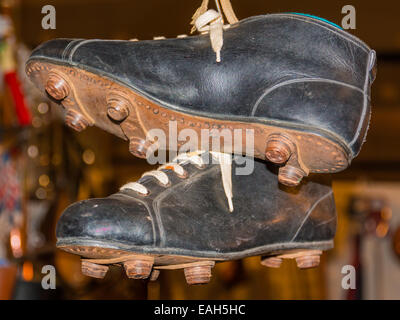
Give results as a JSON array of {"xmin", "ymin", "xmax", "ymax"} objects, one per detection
[{"xmin": 0, "ymin": 0, "xmax": 399, "ymax": 299}]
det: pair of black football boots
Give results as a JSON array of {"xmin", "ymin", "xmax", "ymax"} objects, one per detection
[{"xmin": 27, "ymin": 10, "xmax": 375, "ymax": 284}]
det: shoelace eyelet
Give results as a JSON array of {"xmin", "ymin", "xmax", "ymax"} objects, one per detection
[
  {"xmin": 193, "ymin": 163, "xmax": 207, "ymax": 170},
  {"xmin": 164, "ymin": 165, "xmax": 189, "ymax": 179},
  {"xmin": 176, "ymin": 169, "xmax": 189, "ymax": 179},
  {"xmin": 138, "ymin": 189, "xmax": 150, "ymax": 197},
  {"xmin": 157, "ymin": 180, "xmax": 171, "ymax": 188},
  {"xmin": 121, "ymin": 187, "xmax": 150, "ymax": 197}
]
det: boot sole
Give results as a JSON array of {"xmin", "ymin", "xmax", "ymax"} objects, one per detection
[
  {"xmin": 57, "ymin": 239, "xmax": 333, "ymax": 285},
  {"xmin": 27, "ymin": 60, "xmax": 350, "ymax": 186}
]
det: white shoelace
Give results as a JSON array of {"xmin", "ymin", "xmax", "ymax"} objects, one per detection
[
  {"xmin": 191, "ymin": 0, "xmax": 239, "ymax": 62},
  {"xmin": 120, "ymin": 151, "xmax": 234, "ymax": 212}
]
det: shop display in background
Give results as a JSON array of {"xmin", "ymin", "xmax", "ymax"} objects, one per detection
[
  {"xmin": 346, "ymin": 196, "xmax": 392, "ymax": 299},
  {"xmin": 0, "ymin": 150, "xmax": 24, "ymax": 257},
  {"xmin": 0, "ymin": 147, "xmax": 22, "ymax": 299},
  {"xmin": 0, "ymin": 3, "xmax": 31, "ymax": 299},
  {"xmin": 0, "ymin": 12, "xmax": 30, "ymax": 127},
  {"xmin": 393, "ymin": 226, "xmax": 400, "ymax": 261}
]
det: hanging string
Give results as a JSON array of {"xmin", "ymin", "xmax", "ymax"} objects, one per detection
[{"xmin": 190, "ymin": 0, "xmax": 239, "ymax": 62}]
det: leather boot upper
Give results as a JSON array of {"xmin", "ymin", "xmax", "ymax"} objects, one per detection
[
  {"xmin": 28, "ymin": 13, "xmax": 376, "ymax": 158},
  {"xmin": 56, "ymin": 153, "xmax": 337, "ymax": 259}
]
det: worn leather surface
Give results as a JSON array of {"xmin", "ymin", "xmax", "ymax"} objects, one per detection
[
  {"xmin": 56, "ymin": 154, "xmax": 336, "ymax": 256},
  {"xmin": 28, "ymin": 13, "xmax": 376, "ymax": 158}
]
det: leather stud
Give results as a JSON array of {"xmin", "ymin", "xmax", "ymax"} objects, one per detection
[
  {"xmin": 129, "ymin": 138, "xmax": 153, "ymax": 159},
  {"xmin": 123, "ymin": 258, "xmax": 153, "ymax": 279},
  {"xmin": 65, "ymin": 109, "xmax": 89, "ymax": 132},
  {"xmin": 81, "ymin": 261, "xmax": 109, "ymax": 279},
  {"xmin": 107, "ymin": 94, "xmax": 130, "ymax": 121},
  {"xmin": 149, "ymin": 269, "xmax": 160, "ymax": 281},
  {"xmin": 265, "ymin": 133, "xmax": 294, "ymax": 164},
  {"xmin": 278, "ymin": 165, "xmax": 306, "ymax": 187},
  {"xmin": 184, "ymin": 265, "xmax": 213, "ymax": 285},
  {"xmin": 295, "ymin": 253, "xmax": 321, "ymax": 269},
  {"xmin": 46, "ymin": 73, "xmax": 70, "ymax": 100},
  {"xmin": 260, "ymin": 257, "xmax": 283, "ymax": 268}
]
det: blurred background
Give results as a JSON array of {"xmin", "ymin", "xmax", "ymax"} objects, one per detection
[{"xmin": 0, "ymin": 0, "xmax": 399, "ymax": 299}]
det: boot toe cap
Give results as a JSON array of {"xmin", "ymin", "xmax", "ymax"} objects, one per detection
[
  {"xmin": 28, "ymin": 38, "xmax": 80, "ymax": 63},
  {"xmin": 56, "ymin": 195, "xmax": 154, "ymax": 246}
]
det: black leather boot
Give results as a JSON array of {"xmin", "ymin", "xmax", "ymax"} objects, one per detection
[
  {"xmin": 56, "ymin": 152, "xmax": 336, "ymax": 284},
  {"xmin": 26, "ymin": 12, "xmax": 376, "ymax": 186}
]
